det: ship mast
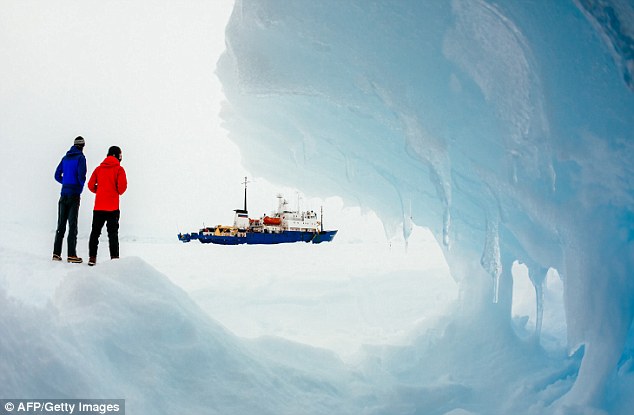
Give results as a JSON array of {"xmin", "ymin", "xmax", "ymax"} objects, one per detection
[{"xmin": 242, "ymin": 176, "xmax": 249, "ymax": 211}]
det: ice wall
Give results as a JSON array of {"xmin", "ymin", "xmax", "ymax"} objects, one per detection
[{"xmin": 217, "ymin": 0, "xmax": 634, "ymax": 409}]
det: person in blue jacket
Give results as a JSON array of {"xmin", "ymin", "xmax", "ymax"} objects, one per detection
[{"xmin": 52, "ymin": 136, "xmax": 87, "ymax": 263}]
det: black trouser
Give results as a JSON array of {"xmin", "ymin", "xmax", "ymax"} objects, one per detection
[
  {"xmin": 89, "ymin": 210, "xmax": 120, "ymax": 259},
  {"xmin": 53, "ymin": 195, "xmax": 81, "ymax": 257}
]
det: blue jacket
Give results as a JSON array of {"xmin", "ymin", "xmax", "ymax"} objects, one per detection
[{"xmin": 54, "ymin": 146, "xmax": 87, "ymax": 196}]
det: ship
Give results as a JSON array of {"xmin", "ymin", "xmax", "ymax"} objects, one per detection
[{"xmin": 177, "ymin": 178, "xmax": 338, "ymax": 245}]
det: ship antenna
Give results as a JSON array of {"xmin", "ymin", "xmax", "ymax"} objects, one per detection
[{"xmin": 320, "ymin": 205, "xmax": 324, "ymax": 232}]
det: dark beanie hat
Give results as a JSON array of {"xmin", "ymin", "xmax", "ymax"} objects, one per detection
[
  {"xmin": 74, "ymin": 136, "xmax": 85, "ymax": 146},
  {"xmin": 107, "ymin": 146, "xmax": 122, "ymax": 158}
]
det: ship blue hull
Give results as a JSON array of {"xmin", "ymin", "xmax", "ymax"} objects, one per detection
[{"xmin": 179, "ymin": 230, "xmax": 337, "ymax": 245}]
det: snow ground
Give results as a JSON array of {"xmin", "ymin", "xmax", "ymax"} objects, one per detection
[
  {"xmin": 1, "ymin": 219, "xmax": 586, "ymax": 415},
  {"xmin": 1, "ymin": 220, "xmax": 455, "ymax": 360},
  {"xmin": 0, "ymin": 219, "xmax": 460, "ymax": 414},
  {"xmin": 128, "ymin": 233, "xmax": 455, "ymax": 358}
]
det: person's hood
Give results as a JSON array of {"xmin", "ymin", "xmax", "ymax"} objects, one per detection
[
  {"xmin": 99, "ymin": 155, "xmax": 121, "ymax": 168},
  {"xmin": 65, "ymin": 145, "xmax": 84, "ymax": 158}
]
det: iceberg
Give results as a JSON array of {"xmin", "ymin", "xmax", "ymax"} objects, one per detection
[{"xmin": 217, "ymin": 0, "xmax": 634, "ymax": 411}]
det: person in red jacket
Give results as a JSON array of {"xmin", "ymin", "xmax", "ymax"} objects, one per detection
[{"xmin": 87, "ymin": 146, "xmax": 127, "ymax": 266}]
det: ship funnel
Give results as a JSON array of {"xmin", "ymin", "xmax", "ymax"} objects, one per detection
[{"xmin": 234, "ymin": 209, "xmax": 249, "ymax": 230}]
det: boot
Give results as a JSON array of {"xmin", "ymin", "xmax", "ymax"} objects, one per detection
[
  {"xmin": 67, "ymin": 256, "xmax": 83, "ymax": 264},
  {"xmin": 88, "ymin": 257, "xmax": 97, "ymax": 266}
]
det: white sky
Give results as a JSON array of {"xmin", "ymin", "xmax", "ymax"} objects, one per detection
[{"xmin": 0, "ymin": 0, "xmax": 247, "ymax": 237}]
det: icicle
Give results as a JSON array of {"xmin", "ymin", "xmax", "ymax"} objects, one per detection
[
  {"xmin": 527, "ymin": 265, "xmax": 547, "ymax": 341},
  {"xmin": 403, "ymin": 200, "xmax": 413, "ymax": 248},
  {"xmin": 534, "ymin": 280, "xmax": 544, "ymax": 340},
  {"xmin": 442, "ymin": 208, "xmax": 451, "ymax": 250},
  {"xmin": 481, "ymin": 220, "xmax": 502, "ymax": 303}
]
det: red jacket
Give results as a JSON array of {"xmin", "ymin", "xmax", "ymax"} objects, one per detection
[{"xmin": 88, "ymin": 156, "xmax": 127, "ymax": 211}]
